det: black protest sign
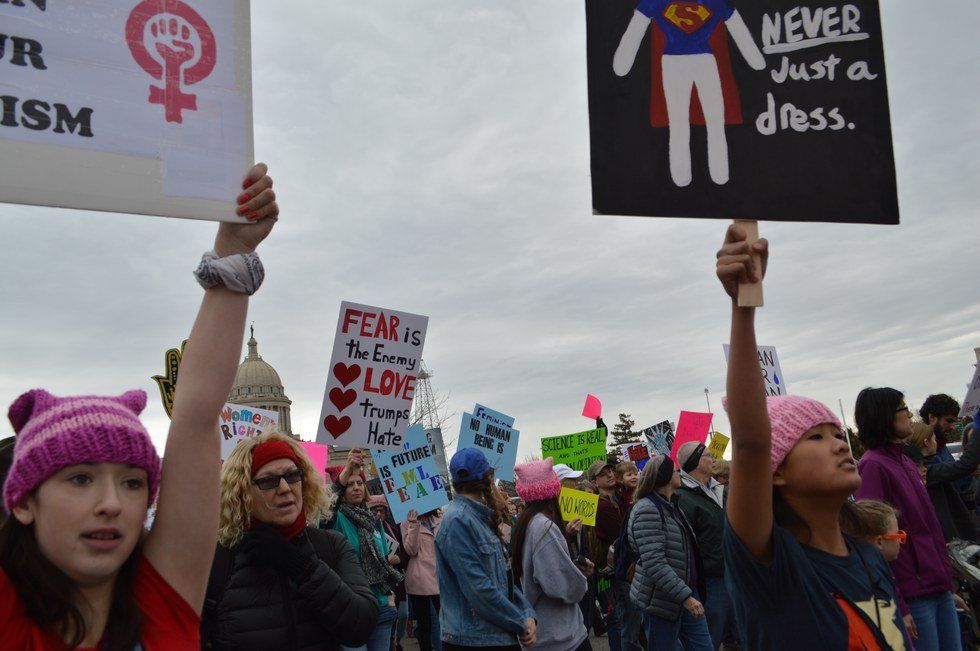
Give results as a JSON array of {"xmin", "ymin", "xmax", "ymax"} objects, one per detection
[{"xmin": 585, "ymin": 0, "xmax": 897, "ymax": 224}]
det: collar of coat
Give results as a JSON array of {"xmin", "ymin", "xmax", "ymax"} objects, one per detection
[{"xmin": 679, "ymin": 471, "xmax": 724, "ymax": 509}]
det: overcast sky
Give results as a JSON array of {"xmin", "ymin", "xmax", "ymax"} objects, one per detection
[{"xmin": 1, "ymin": 1, "xmax": 978, "ymax": 464}]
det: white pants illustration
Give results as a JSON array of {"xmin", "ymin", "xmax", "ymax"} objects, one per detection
[{"xmin": 662, "ymin": 54, "xmax": 728, "ymax": 187}]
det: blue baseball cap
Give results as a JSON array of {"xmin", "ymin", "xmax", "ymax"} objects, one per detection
[{"xmin": 450, "ymin": 448, "xmax": 492, "ymax": 483}]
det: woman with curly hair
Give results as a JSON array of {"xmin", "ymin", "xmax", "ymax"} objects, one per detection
[{"xmin": 200, "ymin": 432, "xmax": 379, "ymax": 650}]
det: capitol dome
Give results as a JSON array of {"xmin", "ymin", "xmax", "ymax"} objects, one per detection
[{"xmin": 228, "ymin": 327, "xmax": 293, "ymax": 435}]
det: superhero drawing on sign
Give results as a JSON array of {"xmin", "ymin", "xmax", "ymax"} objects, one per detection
[
  {"xmin": 613, "ymin": 1, "xmax": 765, "ymax": 187},
  {"xmin": 125, "ymin": 0, "xmax": 217, "ymax": 124}
]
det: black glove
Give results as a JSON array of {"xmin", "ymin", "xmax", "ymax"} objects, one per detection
[{"xmin": 241, "ymin": 524, "xmax": 315, "ymax": 583}]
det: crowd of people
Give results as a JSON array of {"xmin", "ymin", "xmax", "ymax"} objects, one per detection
[{"xmin": 0, "ymin": 186, "xmax": 977, "ymax": 651}]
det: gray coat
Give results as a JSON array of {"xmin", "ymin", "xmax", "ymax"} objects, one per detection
[{"xmin": 626, "ymin": 493, "xmax": 705, "ymax": 621}]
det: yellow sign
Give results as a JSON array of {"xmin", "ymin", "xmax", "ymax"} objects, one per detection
[
  {"xmin": 151, "ymin": 339, "xmax": 187, "ymax": 419},
  {"xmin": 558, "ymin": 487, "xmax": 600, "ymax": 527},
  {"xmin": 707, "ymin": 432, "xmax": 730, "ymax": 459}
]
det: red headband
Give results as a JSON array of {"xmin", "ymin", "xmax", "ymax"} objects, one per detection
[{"xmin": 251, "ymin": 440, "xmax": 299, "ymax": 476}]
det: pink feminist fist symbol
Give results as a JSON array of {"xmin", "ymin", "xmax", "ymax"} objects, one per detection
[{"xmin": 126, "ymin": 0, "xmax": 216, "ymax": 123}]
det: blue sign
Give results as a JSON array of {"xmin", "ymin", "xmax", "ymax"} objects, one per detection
[
  {"xmin": 457, "ymin": 409, "xmax": 520, "ymax": 483},
  {"xmin": 474, "ymin": 403, "xmax": 516, "ymax": 428},
  {"xmin": 372, "ymin": 424, "xmax": 450, "ymax": 523}
]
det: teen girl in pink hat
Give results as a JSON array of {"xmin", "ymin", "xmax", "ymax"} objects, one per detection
[{"xmin": 0, "ymin": 163, "xmax": 279, "ymax": 650}]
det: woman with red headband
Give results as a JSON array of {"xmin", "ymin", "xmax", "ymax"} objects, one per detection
[
  {"xmin": 0, "ymin": 164, "xmax": 278, "ymax": 650},
  {"xmin": 201, "ymin": 432, "xmax": 379, "ymax": 650}
]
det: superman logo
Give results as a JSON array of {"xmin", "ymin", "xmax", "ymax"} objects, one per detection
[{"xmin": 663, "ymin": 2, "xmax": 713, "ymax": 34}]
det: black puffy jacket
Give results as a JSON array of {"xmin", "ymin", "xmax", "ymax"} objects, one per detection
[{"xmin": 202, "ymin": 526, "xmax": 379, "ymax": 650}]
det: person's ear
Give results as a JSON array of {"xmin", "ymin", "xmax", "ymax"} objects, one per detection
[
  {"xmin": 772, "ymin": 467, "xmax": 787, "ymax": 488},
  {"xmin": 928, "ymin": 414, "xmax": 938, "ymax": 426},
  {"xmin": 11, "ymin": 498, "xmax": 36, "ymax": 526}
]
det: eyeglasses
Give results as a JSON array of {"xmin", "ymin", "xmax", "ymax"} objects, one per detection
[
  {"xmin": 253, "ymin": 468, "xmax": 304, "ymax": 491},
  {"xmin": 880, "ymin": 530, "xmax": 907, "ymax": 544}
]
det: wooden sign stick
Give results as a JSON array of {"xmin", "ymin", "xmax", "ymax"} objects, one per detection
[{"xmin": 735, "ymin": 219, "xmax": 764, "ymax": 308}]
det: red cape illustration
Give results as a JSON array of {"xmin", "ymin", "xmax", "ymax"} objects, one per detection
[{"xmin": 648, "ymin": 22, "xmax": 743, "ymax": 127}]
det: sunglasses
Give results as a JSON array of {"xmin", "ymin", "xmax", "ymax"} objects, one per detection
[
  {"xmin": 253, "ymin": 467, "xmax": 304, "ymax": 491},
  {"xmin": 880, "ymin": 530, "xmax": 907, "ymax": 544}
]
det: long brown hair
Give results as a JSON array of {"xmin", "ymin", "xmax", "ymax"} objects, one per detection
[
  {"xmin": 510, "ymin": 498, "xmax": 572, "ymax": 586},
  {"xmin": 0, "ymin": 515, "xmax": 144, "ymax": 651},
  {"xmin": 452, "ymin": 474, "xmax": 510, "ymax": 545}
]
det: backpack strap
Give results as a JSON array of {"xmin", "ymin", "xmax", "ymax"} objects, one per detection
[{"xmin": 201, "ymin": 543, "xmax": 235, "ymax": 648}]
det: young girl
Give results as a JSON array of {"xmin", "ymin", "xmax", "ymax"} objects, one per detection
[
  {"xmin": 717, "ymin": 224, "xmax": 910, "ymax": 651},
  {"xmin": 0, "ymin": 164, "xmax": 279, "ymax": 650},
  {"xmin": 615, "ymin": 461, "xmax": 639, "ymax": 508}
]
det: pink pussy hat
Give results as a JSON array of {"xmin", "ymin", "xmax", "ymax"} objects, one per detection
[
  {"xmin": 514, "ymin": 458, "xmax": 562, "ymax": 503},
  {"xmin": 725, "ymin": 394, "xmax": 841, "ymax": 473},
  {"xmin": 4, "ymin": 389, "xmax": 162, "ymax": 512}
]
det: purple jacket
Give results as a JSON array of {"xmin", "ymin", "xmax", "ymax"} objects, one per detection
[{"xmin": 855, "ymin": 444, "xmax": 953, "ymax": 601}]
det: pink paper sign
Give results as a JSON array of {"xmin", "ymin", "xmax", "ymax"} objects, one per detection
[
  {"xmin": 299, "ymin": 441, "xmax": 329, "ymax": 486},
  {"xmin": 670, "ymin": 411, "xmax": 714, "ymax": 463},
  {"xmin": 582, "ymin": 394, "xmax": 602, "ymax": 420}
]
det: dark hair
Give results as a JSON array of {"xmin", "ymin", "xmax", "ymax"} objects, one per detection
[
  {"xmin": 452, "ymin": 474, "xmax": 509, "ymax": 545},
  {"xmin": 919, "ymin": 394, "xmax": 961, "ymax": 423},
  {"xmin": 510, "ymin": 498, "xmax": 572, "ymax": 586},
  {"xmin": 855, "ymin": 387, "xmax": 905, "ymax": 450},
  {"xmin": 0, "ymin": 516, "xmax": 144, "ymax": 651}
]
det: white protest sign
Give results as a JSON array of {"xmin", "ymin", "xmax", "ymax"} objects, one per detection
[
  {"xmin": 316, "ymin": 302, "xmax": 428, "ymax": 450},
  {"xmin": 218, "ymin": 403, "xmax": 278, "ymax": 461},
  {"xmin": 0, "ymin": 0, "xmax": 253, "ymax": 221},
  {"xmin": 959, "ymin": 349, "xmax": 980, "ymax": 419},
  {"xmin": 724, "ymin": 344, "xmax": 787, "ymax": 396}
]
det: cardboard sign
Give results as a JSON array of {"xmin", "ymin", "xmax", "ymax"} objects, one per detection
[
  {"xmin": 643, "ymin": 420, "xmax": 675, "ymax": 456},
  {"xmin": 456, "ymin": 410, "xmax": 520, "ymax": 483},
  {"xmin": 585, "ymin": 0, "xmax": 897, "ymax": 224},
  {"xmin": 724, "ymin": 344, "xmax": 787, "ymax": 396},
  {"xmin": 0, "ymin": 0, "xmax": 253, "ymax": 221},
  {"xmin": 474, "ymin": 403, "xmax": 516, "ymax": 428},
  {"xmin": 218, "ymin": 403, "xmax": 278, "ymax": 461},
  {"xmin": 670, "ymin": 411, "xmax": 714, "ymax": 463},
  {"xmin": 298, "ymin": 441, "xmax": 329, "ymax": 485},
  {"xmin": 371, "ymin": 424, "xmax": 450, "ymax": 523},
  {"xmin": 316, "ymin": 302, "xmax": 428, "ymax": 450},
  {"xmin": 619, "ymin": 442, "xmax": 652, "ymax": 469},
  {"xmin": 424, "ymin": 427, "xmax": 451, "ymax": 489},
  {"xmin": 582, "ymin": 394, "xmax": 603, "ymax": 420},
  {"xmin": 542, "ymin": 427, "xmax": 608, "ymax": 472},
  {"xmin": 707, "ymin": 432, "xmax": 730, "ymax": 459},
  {"xmin": 558, "ymin": 487, "xmax": 600, "ymax": 527},
  {"xmin": 959, "ymin": 352, "xmax": 980, "ymax": 419}
]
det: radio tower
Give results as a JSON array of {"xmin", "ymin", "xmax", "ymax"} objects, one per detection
[{"xmin": 412, "ymin": 360, "xmax": 439, "ymax": 428}]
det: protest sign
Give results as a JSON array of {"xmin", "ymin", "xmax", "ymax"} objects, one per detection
[
  {"xmin": 474, "ymin": 403, "xmax": 516, "ymax": 428},
  {"xmin": 558, "ymin": 487, "xmax": 600, "ymax": 527},
  {"xmin": 619, "ymin": 441, "xmax": 651, "ymax": 470},
  {"xmin": 371, "ymin": 424, "xmax": 450, "ymax": 523},
  {"xmin": 424, "ymin": 427, "xmax": 451, "ymax": 489},
  {"xmin": 542, "ymin": 427, "xmax": 608, "ymax": 472},
  {"xmin": 219, "ymin": 403, "xmax": 278, "ymax": 461},
  {"xmin": 643, "ymin": 420, "xmax": 674, "ymax": 456},
  {"xmin": 298, "ymin": 441, "xmax": 329, "ymax": 485},
  {"xmin": 0, "ymin": 0, "xmax": 253, "ymax": 221},
  {"xmin": 670, "ymin": 411, "xmax": 713, "ymax": 463},
  {"xmin": 707, "ymin": 432, "xmax": 730, "ymax": 459},
  {"xmin": 456, "ymin": 409, "xmax": 520, "ymax": 483},
  {"xmin": 585, "ymin": 0, "xmax": 897, "ymax": 224},
  {"xmin": 316, "ymin": 302, "xmax": 428, "ymax": 450},
  {"xmin": 959, "ymin": 350, "xmax": 980, "ymax": 418},
  {"xmin": 582, "ymin": 394, "xmax": 603, "ymax": 420},
  {"xmin": 724, "ymin": 344, "xmax": 787, "ymax": 396}
]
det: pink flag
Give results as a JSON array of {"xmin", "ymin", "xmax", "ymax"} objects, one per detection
[
  {"xmin": 299, "ymin": 441, "xmax": 329, "ymax": 485},
  {"xmin": 670, "ymin": 411, "xmax": 714, "ymax": 463},
  {"xmin": 582, "ymin": 394, "xmax": 602, "ymax": 420}
]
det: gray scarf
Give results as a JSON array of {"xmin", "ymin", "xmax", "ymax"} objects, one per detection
[{"xmin": 340, "ymin": 503, "xmax": 403, "ymax": 594}]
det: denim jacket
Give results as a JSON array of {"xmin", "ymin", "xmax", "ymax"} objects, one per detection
[{"xmin": 435, "ymin": 495, "xmax": 536, "ymax": 646}]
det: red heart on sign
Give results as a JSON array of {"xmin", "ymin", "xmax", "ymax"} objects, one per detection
[
  {"xmin": 330, "ymin": 387, "xmax": 357, "ymax": 412},
  {"xmin": 324, "ymin": 415, "xmax": 352, "ymax": 438},
  {"xmin": 333, "ymin": 363, "xmax": 361, "ymax": 387}
]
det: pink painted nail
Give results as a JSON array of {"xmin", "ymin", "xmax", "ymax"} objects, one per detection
[
  {"xmin": 247, "ymin": 213, "xmax": 258, "ymax": 221},
  {"xmin": 237, "ymin": 205, "xmax": 249, "ymax": 216},
  {"xmin": 242, "ymin": 178, "xmax": 254, "ymax": 189},
  {"xmin": 237, "ymin": 192, "xmax": 250, "ymax": 204}
]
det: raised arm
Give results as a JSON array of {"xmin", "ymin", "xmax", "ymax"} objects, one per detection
[
  {"xmin": 144, "ymin": 163, "xmax": 279, "ymax": 612},
  {"xmin": 725, "ymin": 10, "xmax": 766, "ymax": 71},
  {"xmin": 716, "ymin": 224, "xmax": 771, "ymax": 562},
  {"xmin": 613, "ymin": 10, "xmax": 651, "ymax": 77}
]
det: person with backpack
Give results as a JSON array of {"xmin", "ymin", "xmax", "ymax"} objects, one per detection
[
  {"xmin": 401, "ymin": 507, "xmax": 443, "ymax": 651},
  {"xmin": 511, "ymin": 458, "xmax": 593, "ymax": 651},
  {"xmin": 717, "ymin": 224, "xmax": 910, "ymax": 650},
  {"xmin": 626, "ymin": 454, "xmax": 711, "ymax": 651},
  {"xmin": 436, "ymin": 448, "xmax": 537, "ymax": 650},
  {"xmin": 200, "ymin": 432, "xmax": 379, "ymax": 650}
]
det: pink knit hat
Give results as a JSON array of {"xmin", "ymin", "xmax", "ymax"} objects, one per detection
[
  {"xmin": 514, "ymin": 458, "xmax": 562, "ymax": 503},
  {"xmin": 723, "ymin": 395, "xmax": 841, "ymax": 472},
  {"xmin": 4, "ymin": 389, "xmax": 162, "ymax": 512}
]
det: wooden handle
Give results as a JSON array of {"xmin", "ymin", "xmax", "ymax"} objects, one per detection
[{"xmin": 735, "ymin": 219, "xmax": 764, "ymax": 308}]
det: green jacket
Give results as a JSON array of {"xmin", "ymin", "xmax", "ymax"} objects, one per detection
[{"xmin": 675, "ymin": 473, "xmax": 726, "ymax": 579}]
